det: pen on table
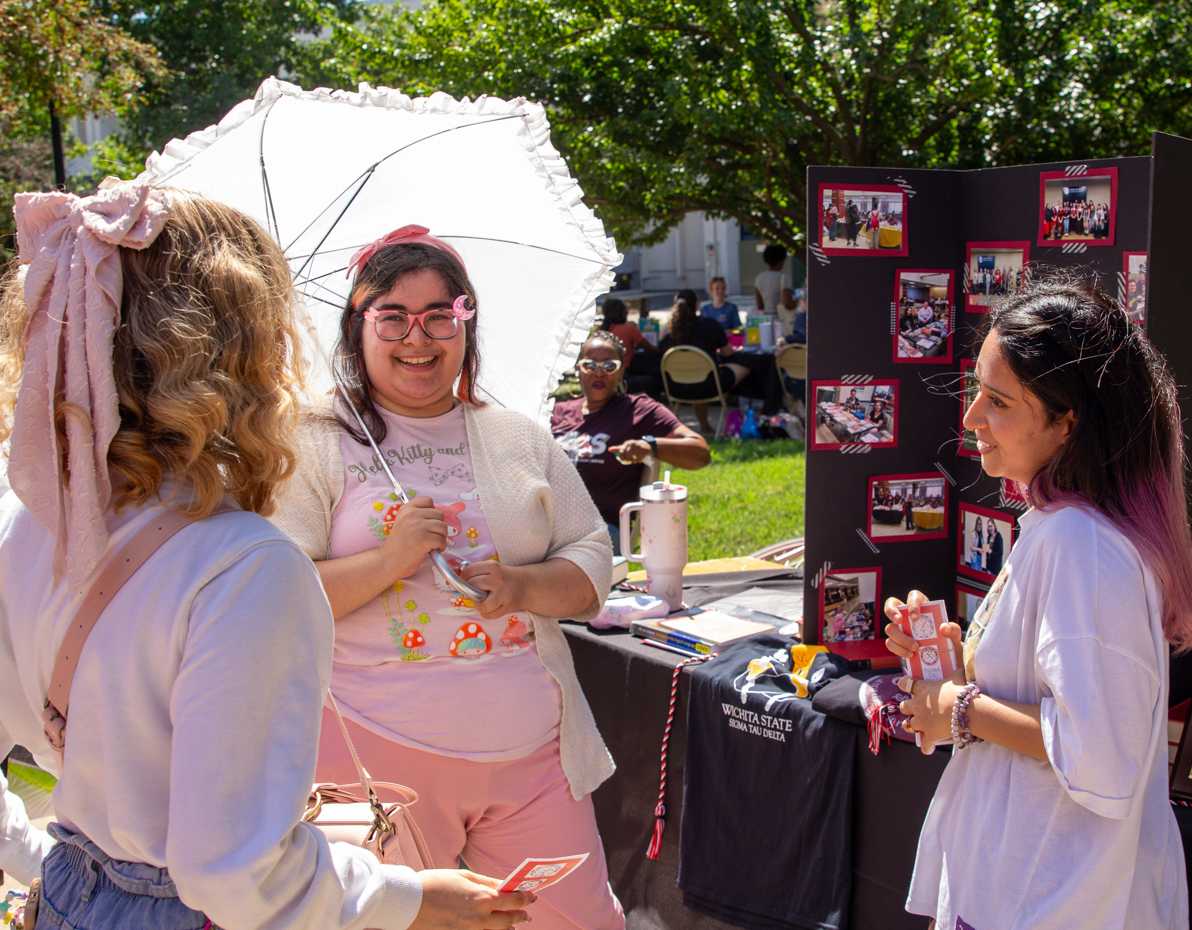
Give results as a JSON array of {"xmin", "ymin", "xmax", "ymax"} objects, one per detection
[{"xmin": 639, "ymin": 639, "xmax": 703, "ymax": 659}]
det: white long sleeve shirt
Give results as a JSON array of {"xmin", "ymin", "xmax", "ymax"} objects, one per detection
[{"xmin": 0, "ymin": 490, "xmax": 423, "ymax": 929}]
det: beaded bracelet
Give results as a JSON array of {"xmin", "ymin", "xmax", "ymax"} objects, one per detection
[{"xmin": 951, "ymin": 682, "xmax": 985, "ymax": 749}]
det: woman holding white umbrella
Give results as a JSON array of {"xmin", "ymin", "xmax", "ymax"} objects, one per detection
[{"xmin": 272, "ymin": 225, "xmax": 624, "ymax": 930}]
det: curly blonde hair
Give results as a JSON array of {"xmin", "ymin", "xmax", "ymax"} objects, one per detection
[{"xmin": 0, "ymin": 191, "xmax": 308, "ymax": 517}]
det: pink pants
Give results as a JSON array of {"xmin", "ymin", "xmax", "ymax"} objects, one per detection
[{"xmin": 318, "ymin": 710, "xmax": 625, "ymax": 930}]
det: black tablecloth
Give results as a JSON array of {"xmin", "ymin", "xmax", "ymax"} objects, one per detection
[{"xmin": 564, "ymin": 568, "xmax": 938, "ymax": 930}]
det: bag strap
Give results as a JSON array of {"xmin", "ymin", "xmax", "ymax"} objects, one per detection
[
  {"xmin": 326, "ymin": 693, "xmax": 378, "ymax": 797},
  {"xmin": 46, "ymin": 507, "xmax": 234, "ymax": 720}
]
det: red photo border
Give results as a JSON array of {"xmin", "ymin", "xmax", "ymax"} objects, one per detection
[
  {"xmin": 965, "ymin": 241, "xmax": 1031, "ymax": 313},
  {"xmin": 819, "ymin": 566, "xmax": 883, "ymax": 643},
  {"xmin": 867, "ymin": 472, "xmax": 949, "ymax": 542},
  {"xmin": 957, "ymin": 502, "xmax": 1016, "ymax": 583},
  {"xmin": 955, "ymin": 580, "xmax": 988, "ymax": 630},
  {"xmin": 817, "ymin": 183, "xmax": 909, "ymax": 257},
  {"xmin": 1037, "ymin": 167, "xmax": 1118, "ymax": 247},
  {"xmin": 893, "ymin": 269, "xmax": 954, "ymax": 365},
  {"xmin": 958, "ymin": 359, "xmax": 979, "ymax": 458},
  {"xmin": 1001, "ymin": 477, "xmax": 1029, "ymax": 505},
  {"xmin": 1123, "ymin": 251, "xmax": 1147, "ymax": 324},
  {"xmin": 810, "ymin": 379, "xmax": 899, "ymax": 450}
]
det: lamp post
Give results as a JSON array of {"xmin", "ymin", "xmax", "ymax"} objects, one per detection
[{"xmin": 49, "ymin": 98, "xmax": 66, "ymax": 190}]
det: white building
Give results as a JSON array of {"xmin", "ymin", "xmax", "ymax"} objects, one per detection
[{"xmin": 611, "ymin": 212, "xmax": 798, "ymax": 306}]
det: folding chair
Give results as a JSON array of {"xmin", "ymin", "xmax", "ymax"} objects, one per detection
[
  {"xmin": 660, "ymin": 345, "xmax": 728, "ymax": 439},
  {"xmin": 775, "ymin": 343, "xmax": 807, "ymax": 411}
]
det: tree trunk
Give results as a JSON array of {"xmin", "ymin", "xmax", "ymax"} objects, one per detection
[{"xmin": 49, "ymin": 99, "xmax": 66, "ymax": 190}]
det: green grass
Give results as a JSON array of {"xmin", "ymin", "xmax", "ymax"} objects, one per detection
[{"xmin": 662, "ymin": 438, "xmax": 805, "ymax": 561}]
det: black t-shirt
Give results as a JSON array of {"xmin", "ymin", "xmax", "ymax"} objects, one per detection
[
  {"xmin": 678, "ymin": 635, "xmax": 855, "ymax": 929},
  {"xmin": 659, "ymin": 315, "xmax": 729, "ymax": 361},
  {"xmin": 550, "ymin": 393, "xmax": 683, "ymax": 524}
]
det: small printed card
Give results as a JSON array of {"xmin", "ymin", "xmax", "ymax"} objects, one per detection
[
  {"xmin": 895, "ymin": 599, "xmax": 959, "ymax": 750},
  {"xmin": 498, "ymin": 854, "xmax": 589, "ymax": 894},
  {"xmin": 894, "ymin": 600, "xmax": 958, "ymax": 682}
]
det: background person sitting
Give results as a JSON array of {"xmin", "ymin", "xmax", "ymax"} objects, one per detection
[
  {"xmin": 599, "ymin": 297, "xmax": 660, "ymax": 396},
  {"xmin": 660, "ymin": 289, "xmax": 784, "ymax": 433},
  {"xmin": 700, "ymin": 276, "xmax": 741, "ymax": 333},
  {"xmin": 552, "ymin": 332, "xmax": 710, "ymax": 554}
]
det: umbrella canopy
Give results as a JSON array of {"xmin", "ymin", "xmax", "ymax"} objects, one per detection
[{"xmin": 139, "ymin": 77, "xmax": 620, "ymax": 425}]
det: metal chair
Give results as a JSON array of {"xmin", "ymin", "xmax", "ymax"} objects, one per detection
[
  {"xmin": 775, "ymin": 343, "xmax": 807, "ymax": 411},
  {"xmin": 660, "ymin": 345, "xmax": 727, "ymax": 439}
]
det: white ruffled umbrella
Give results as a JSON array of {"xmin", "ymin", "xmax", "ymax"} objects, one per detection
[{"xmin": 138, "ymin": 78, "xmax": 620, "ymax": 425}]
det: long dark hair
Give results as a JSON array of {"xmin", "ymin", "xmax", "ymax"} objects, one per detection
[
  {"xmin": 599, "ymin": 298, "xmax": 627, "ymax": 329},
  {"xmin": 334, "ymin": 242, "xmax": 482, "ymax": 444},
  {"xmin": 985, "ymin": 277, "xmax": 1192, "ymax": 649},
  {"xmin": 670, "ymin": 288, "xmax": 700, "ymax": 346}
]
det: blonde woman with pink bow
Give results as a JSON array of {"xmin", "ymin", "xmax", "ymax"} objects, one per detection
[
  {"xmin": 270, "ymin": 226, "xmax": 624, "ymax": 930},
  {"xmin": 0, "ymin": 186, "xmax": 534, "ymax": 929}
]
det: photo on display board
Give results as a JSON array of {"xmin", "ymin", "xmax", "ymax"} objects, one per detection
[
  {"xmin": 959, "ymin": 360, "xmax": 979, "ymax": 457},
  {"xmin": 957, "ymin": 503, "xmax": 1015, "ymax": 583},
  {"xmin": 810, "ymin": 380, "xmax": 898, "ymax": 449},
  {"xmin": 956, "ymin": 581, "xmax": 988, "ymax": 634},
  {"xmin": 966, "ymin": 241, "xmax": 1030, "ymax": 312},
  {"xmin": 894, "ymin": 269, "xmax": 954, "ymax": 364},
  {"xmin": 1000, "ymin": 477, "xmax": 1029, "ymax": 508},
  {"xmin": 868, "ymin": 473, "xmax": 948, "ymax": 541},
  {"xmin": 1037, "ymin": 167, "xmax": 1118, "ymax": 247},
  {"xmin": 1124, "ymin": 252, "xmax": 1147, "ymax": 325},
  {"xmin": 820, "ymin": 567, "xmax": 881, "ymax": 643},
  {"xmin": 817, "ymin": 184, "xmax": 908, "ymax": 257}
]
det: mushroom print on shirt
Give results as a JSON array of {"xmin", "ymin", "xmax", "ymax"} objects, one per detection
[{"xmin": 328, "ymin": 402, "xmax": 563, "ymax": 762}]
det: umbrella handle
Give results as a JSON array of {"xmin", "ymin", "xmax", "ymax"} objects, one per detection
[
  {"xmin": 338, "ymin": 384, "xmax": 489, "ymax": 602},
  {"xmin": 431, "ymin": 550, "xmax": 489, "ymax": 602}
]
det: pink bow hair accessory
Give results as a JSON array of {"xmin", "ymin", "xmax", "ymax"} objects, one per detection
[
  {"xmin": 346, "ymin": 224, "xmax": 465, "ymax": 280},
  {"xmin": 10, "ymin": 181, "xmax": 171, "ymax": 591}
]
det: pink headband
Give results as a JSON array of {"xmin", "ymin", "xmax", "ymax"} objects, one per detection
[
  {"xmin": 346, "ymin": 224, "xmax": 465, "ymax": 280},
  {"xmin": 10, "ymin": 181, "xmax": 170, "ymax": 591}
]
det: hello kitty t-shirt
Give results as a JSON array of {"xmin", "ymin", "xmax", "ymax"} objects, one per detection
[{"xmin": 328, "ymin": 403, "xmax": 562, "ymax": 761}]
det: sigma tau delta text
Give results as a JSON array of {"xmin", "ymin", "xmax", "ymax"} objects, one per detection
[{"xmin": 721, "ymin": 703, "xmax": 794, "ymax": 742}]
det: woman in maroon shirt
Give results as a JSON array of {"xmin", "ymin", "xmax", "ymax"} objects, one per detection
[{"xmin": 551, "ymin": 332, "xmax": 710, "ymax": 553}]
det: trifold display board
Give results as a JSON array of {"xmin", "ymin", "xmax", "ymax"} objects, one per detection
[{"xmin": 802, "ymin": 132, "xmax": 1192, "ymax": 648}]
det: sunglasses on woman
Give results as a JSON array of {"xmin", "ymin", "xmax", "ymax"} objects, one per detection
[
  {"xmin": 362, "ymin": 295, "xmax": 475, "ymax": 341},
  {"xmin": 577, "ymin": 359, "xmax": 623, "ymax": 374}
]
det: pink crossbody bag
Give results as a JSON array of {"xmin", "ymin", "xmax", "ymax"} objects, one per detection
[{"xmin": 42, "ymin": 509, "xmax": 433, "ymax": 873}]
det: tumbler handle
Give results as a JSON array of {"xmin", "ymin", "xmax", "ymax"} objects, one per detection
[{"xmin": 620, "ymin": 501, "xmax": 644, "ymax": 561}]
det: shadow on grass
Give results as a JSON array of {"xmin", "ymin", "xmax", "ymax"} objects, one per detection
[{"xmin": 707, "ymin": 438, "xmax": 806, "ymax": 464}]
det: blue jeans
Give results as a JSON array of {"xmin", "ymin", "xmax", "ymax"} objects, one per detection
[
  {"xmin": 606, "ymin": 521, "xmax": 622, "ymax": 556},
  {"xmin": 38, "ymin": 823, "xmax": 212, "ymax": 929}
]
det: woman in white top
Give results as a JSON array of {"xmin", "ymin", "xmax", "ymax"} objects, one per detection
[
  {"xmin": 753, "ymin": 243, "xmax": 796, "ymax": 326},
  {"xmin": 0, "ymin": 187, "xmax": 532, "ymax": 930},
  {"xmin": 885, "ymin": 279, "xmax": 1191, "ymax": 929},
  {"xmin": 269, "ymin": 226, "xmax": 624, "ymax": 930}
]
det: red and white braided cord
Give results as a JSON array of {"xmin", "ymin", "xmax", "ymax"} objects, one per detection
[
  {"xmin": 646, "ymin": 651, "xmax": 717, "ymax": 860},
  {"xmin": 615, "ymin": 581, "xmax": 690, "ymax": 612}
]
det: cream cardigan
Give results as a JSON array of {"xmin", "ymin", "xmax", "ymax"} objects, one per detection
[{"xmin": 271, "ymin": 399, "xmax": 616, "ymax": 799}]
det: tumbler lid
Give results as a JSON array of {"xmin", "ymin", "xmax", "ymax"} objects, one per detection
[{"xmin": 639, "ymin": 481, "xmax": 688, "ymax": 502}]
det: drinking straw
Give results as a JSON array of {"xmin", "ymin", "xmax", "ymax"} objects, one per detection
[{"xmin": 663, "ymin": 470, "xmax": 672, "ymax": 488}]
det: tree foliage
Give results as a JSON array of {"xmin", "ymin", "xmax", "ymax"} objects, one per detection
[
  {"xmin": 0, "ymin": 0, "xmax": 163, "ymax": 130},
  {"xmin": 96, "ymin": 0, "xmax": 361, "ymax": 153},
  {"xmin": 0, "ymin": 0, "xmax": 164, "ymax": 255},
  {"xmin": 292, "ymin": 0, "xmax": 1192, "ymax": 261}
]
